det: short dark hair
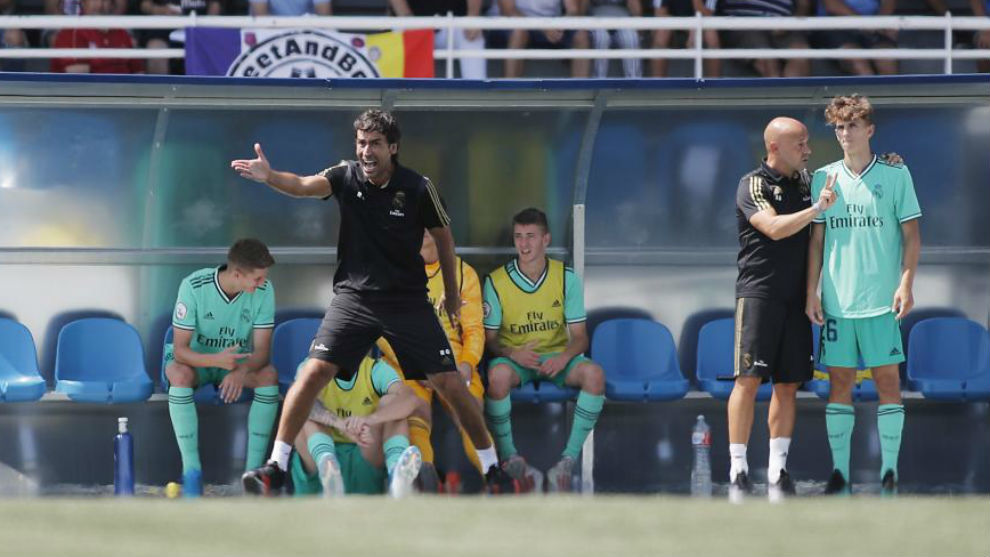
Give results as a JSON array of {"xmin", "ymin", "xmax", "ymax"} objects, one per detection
[
  {"xmin": 512, "ymin": 207, "xmax": 549, "ymax": 233},
  {"xmin": 227, "ymin": 238, "xmax": 275, "ymax": 271},
  {"xmin": 354, "ymin": 109, "xmax": 401, "ymax": 146}
]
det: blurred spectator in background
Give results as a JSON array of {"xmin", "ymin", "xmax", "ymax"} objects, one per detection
[
  {"xmin": 972, "ymin": 0, "xmax": 989, "ymax": 72},
  {"xmin": 650, "ymin": 0, "xmax": 720, "ymax": 77},
  {"xmin": 50, "ymin": 0, "xmax": 144, "ymax": 73},
  {"xmin": 389, "ymin": 0, "xmax": 487, "ymax": 78},
  {"xmin": 1, "ymin": 0, "xmax": 28, "ymax": 71},
  {"xmin": 43, "ymin": 0, "xmax": 125, "ymax": 45},
  {"xmin": 589, "ymin": 0, "xmax": 642, "ymax": 78},
  {"xmin": 250, "ymin": 0, "xmax": 330, "ymax": 15},
  {"xmin": 141, "ymin": 0, "xmax": 222, "ymax": 74},
  {"xmin": 490, "ymin": 0, "xmax": 591, "ymax": 78},
  {"xmin": 720, "ymin": 0, "xmax": 811, "ymax": 77},
  {"xmin": 816, "ymin": 0, "xmax": 897, "ymax": 75}
]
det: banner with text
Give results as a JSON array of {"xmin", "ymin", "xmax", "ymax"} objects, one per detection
[{"xmin": 185, "ymin": 27, "xmax": 434, "ymax": 78}]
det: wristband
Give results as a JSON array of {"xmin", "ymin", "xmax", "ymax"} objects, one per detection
[{"xmin": 812, "ymin": 200, "xmax": 824, "ymax": 214}]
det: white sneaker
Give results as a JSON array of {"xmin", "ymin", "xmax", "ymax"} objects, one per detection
[
  {"xmin": 388, "ymin": 446, "xmax": 422, "ymax": 499},
  {"xmin": 318, "ymin": 452, "xmax": 345, "ymax": 498}
]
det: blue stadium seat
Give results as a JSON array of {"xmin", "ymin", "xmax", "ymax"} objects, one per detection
[
  {"xmin": 907, "ymin": 318, "xmax": 990, "ymax": 401},
  {"xmin": 272, "ymin": 318, "xmax": 322, "ymax": 395},
  {"xmin": 0, "ymin": 318, "xmax": 46, "ymax": 402},
  {"xmin": 593, "ymin": 318, "xmax": 689, "ymax": 402},
  {"xmin": 899, "ymin": 307, "xmax": 967, "ymax": 379},
  {"xmin": 274, "ymin": 308, "xmax": 325, "ymax": 328},
  {"xmin": 159, "ymin": 327, "xmax": 251, "ymax": 404},
  {"xmin": 55, "ymin": 318, "xmax": 153, "ymax": 403},
  {"xmin": 808, "ymin": 324, "xmax": 878, "ymax": 402},
  {"xmin": 586, "ymin": 306, "xmax": 653, "ymax": 354},
  {"xmin": 679, "ymin": 308, "xmax": 734, "ymax": 387},
  {"xmin": 40, "ymin": 309, "xmax": 124, "ymax": 387},
  {"xmin": 696, "ymin": 318, "xmax": 771, "ymax": 401}
]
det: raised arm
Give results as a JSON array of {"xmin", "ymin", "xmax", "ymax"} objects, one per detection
[
  {"xmin": 750, "ymin": 174, "xmax": 836, "ymax": 241},
  {"xmin": 230, "ymin": 143, "xmax": 332, "ymax": 199}
]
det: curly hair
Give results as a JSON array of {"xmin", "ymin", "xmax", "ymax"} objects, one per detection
[{"xmin": 824, "ymin": 94, "xmax": 874, "ymax": 126}]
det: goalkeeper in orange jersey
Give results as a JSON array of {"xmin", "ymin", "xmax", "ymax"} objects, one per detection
[{"xmin": 377, "ymin": 229, "xmax": 492, "ymax": 491}]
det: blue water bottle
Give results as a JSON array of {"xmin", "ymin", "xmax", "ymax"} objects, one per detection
[{"xmin": 114, "ymin": 417, "xmax": 135, "ymax": 496}]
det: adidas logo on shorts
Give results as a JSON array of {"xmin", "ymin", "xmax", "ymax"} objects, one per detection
[{"xmin": 890, "ymin": 347, "xmax": 902, "ymax": 356}]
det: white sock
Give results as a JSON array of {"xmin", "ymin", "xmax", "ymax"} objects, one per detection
[
  {"xmin": 269, "ymin": 440, "xmax": 292, "ymax": 472},
  {"xmin": 768, "ymin": 437, "xmax": 791, "ymax": 484},
  {"xmin": 477, "ymin": 446, "xmax": 498, "ymax": 473},
  {"xmin": 729, "ymin": 443, "xmax": 748, "ymax": 481}
]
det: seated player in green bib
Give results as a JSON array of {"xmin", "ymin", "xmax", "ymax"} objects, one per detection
[
  {"xmin": 165, "ymin": 238, "xmax": 280, "ymax": 497},
  {"xmin": 482, "ymin": 208, "xmax": 606, "ymax": 492},
  {"xmin": 807, "ymin": 95, "xmax": 922, "ymax": 495},
  {"xmin": 290, "ymin": 353, "xmax": 424, "ymax": 497}
]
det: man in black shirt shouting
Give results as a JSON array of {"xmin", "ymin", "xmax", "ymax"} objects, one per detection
[
  {"xmin": 232, "ymin": 109, "xmax": 520, "ymax": 495},
  {"xmin": 728, "ymin": 117, "xmax": 836, "ymax": 502}
]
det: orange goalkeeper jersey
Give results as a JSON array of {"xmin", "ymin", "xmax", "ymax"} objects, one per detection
[{"xmin": 378, "ymin": 256, "xmax": 484, "ymax": 373}]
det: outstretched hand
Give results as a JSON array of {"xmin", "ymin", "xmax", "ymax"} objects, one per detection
[{"xmin": 230, "ymin": 143, "xmax": 271, "ymax": 183}]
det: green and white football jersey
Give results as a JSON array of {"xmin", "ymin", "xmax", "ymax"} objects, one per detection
[
  {"xmin": 172, "ymin": 266, "xmax": 275, "ymax": 354},
  {"xmin": 811, "ymin": 155, "xmax": 922, "ymax": 318}
]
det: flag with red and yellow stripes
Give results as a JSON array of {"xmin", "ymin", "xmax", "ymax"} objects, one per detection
[{"xmin": 185, "ymin": 27, "xmax": 434, "ymax": 78}]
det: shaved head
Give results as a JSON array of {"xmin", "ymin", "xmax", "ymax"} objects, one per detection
[
  {"xmin": 764, "ymin": 117, "xmax": 811, "ymax": 177},
  {"xmin": 764, "ymin": 117, "xmax": 807, "ymax": 152}
]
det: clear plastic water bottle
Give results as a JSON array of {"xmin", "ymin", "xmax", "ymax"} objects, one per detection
[
  {"xmin": 114, "ymin": 417, "xmax": 134, "ymax": 496},
  {"xmin": 690, "ymin": 415, "xmax": 712, "ymax": 497}
]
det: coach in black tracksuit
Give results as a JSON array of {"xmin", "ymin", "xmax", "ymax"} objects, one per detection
[
  {"xmin": 726, "ymin": 116, "xmax": 837, "ymax": 502},
  {"xmin": 231, "ymin": 109, "xmax": 519, "ymax": 495}
]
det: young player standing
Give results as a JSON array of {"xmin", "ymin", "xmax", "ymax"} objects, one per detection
[{"xmin": 807, "ymin": 95, "xmax": 922, "ymax": 495}]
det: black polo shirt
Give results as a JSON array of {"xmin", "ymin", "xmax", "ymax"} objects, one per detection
[
  {"xmin": 319, "ymin": 160, "xmax": 450, "ymax": 294},
  {"xmin": 735, "ymin": 161, "xmax": 812, "ymax": 302}
]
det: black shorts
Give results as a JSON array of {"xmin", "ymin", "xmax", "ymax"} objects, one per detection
[
  {"xmin": 733, "ymin": 297, "xmax": 813, "ymax": 384},
  {"xmin": 309, "ymin": 291, "xmax": 456, "ymax": 380}
]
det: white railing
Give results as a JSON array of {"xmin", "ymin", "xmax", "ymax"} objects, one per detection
[{"xmin": 1, "ymin": 14, "xmax": 988, "ymax": 78}]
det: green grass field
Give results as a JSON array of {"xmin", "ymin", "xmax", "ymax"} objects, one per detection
[{"xmin": 0, "ymin": 496, "xmax": 986, "ymax": 557}]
